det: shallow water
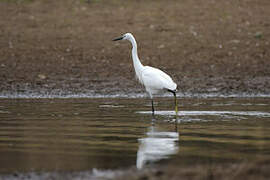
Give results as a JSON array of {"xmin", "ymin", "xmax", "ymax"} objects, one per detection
[{"xmin": 0, "ymin": 97, "xmax": 270, "ymax": 174}]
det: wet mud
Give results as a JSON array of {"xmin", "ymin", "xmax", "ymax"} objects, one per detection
[{"xmin": 1, "ymin": 160, "xmax": 270, "ymax": 180}]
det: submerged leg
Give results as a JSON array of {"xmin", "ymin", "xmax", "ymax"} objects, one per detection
[
  {"xmin": 151, "ymin": 98, "xmax": 155, "ymax": 115},
  {"xmin": 173, "ymin": 92, "xmax": 178, "ymax": 115},
  {"xmin": 167, "ymin": 89, "xmax": 178, "ymax": 115}
]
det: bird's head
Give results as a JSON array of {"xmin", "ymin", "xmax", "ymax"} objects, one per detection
[{"xmin": 113, "ymin": 33, "xmax": 133, "ymax": 41}]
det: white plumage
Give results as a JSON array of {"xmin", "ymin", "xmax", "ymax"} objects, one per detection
[
  {"xmin": 113, "ymin": 33, "xmax": 178, "ymax": 114},
  {"xmin": 142, "ymin": 66, "xmax": 177, "ymax": 97}
]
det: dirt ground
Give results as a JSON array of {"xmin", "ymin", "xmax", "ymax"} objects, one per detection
[
  {"xmin": 118, "ymin": 159, "xmax": 270, "ymax": 180},
  {"xmin": 2, "ymin": 159, "xmax": 270, "ymax": 180},
  {"xmin": 0, "ymin": 0, "xmax": 269, "ymax": 96}
]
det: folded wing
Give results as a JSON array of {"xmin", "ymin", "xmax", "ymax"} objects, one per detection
[{"xmin": 141, "ymin": 66, "xmax": 177, "ymax": 93}]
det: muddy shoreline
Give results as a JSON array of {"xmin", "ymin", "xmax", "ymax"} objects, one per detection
[
  {"xmin": 0, "ymin": 0, "xmax": 269, "ymax": 97},
  {"xmin": 1, "ymin": 160, "xmax": 270, "ymax": 180}
]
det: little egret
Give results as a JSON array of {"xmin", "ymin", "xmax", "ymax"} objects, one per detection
[{"xmin": 113, "ymin": 33, "xmax": 178, "ymax": 115}]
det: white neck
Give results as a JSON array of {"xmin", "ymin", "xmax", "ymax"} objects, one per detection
[{"xmin": 128, "ymin": 36, "xmax": 144, "ymax": 79}]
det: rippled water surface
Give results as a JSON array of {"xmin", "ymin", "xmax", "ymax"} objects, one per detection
[{"xmin": 0, "ymin": 97, "xmax": 270, "ymax": 173}]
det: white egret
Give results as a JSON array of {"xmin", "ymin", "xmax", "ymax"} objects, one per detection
[{"xmin": 113, "ymin": 33, "xmax": 178, "ymax": 115}]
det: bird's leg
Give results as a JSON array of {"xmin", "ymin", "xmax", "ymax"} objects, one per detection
[
  {"xmin": 174, "ymin": 118, "xmax": 178, "ymax": 132},
  {"xmin": 173, "ymin": 92, "xmax": 178, "ymax": 115},
  {"xmin": 151, "ymin": 98, "xmax": 155, "ymax": 115},
  {"xmin": 167, "ymin": 89, "xmax": 178, "ymax": 115}
]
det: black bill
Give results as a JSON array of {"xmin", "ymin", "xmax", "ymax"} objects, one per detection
[{"xmin": 112, "ymin": 36, "xmax": 123, "ymax": 41}]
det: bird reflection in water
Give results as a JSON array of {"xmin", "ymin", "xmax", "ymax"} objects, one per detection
[{"xmin": 136, "ymin": 117, "xmax": 179, "ymax": 169}]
